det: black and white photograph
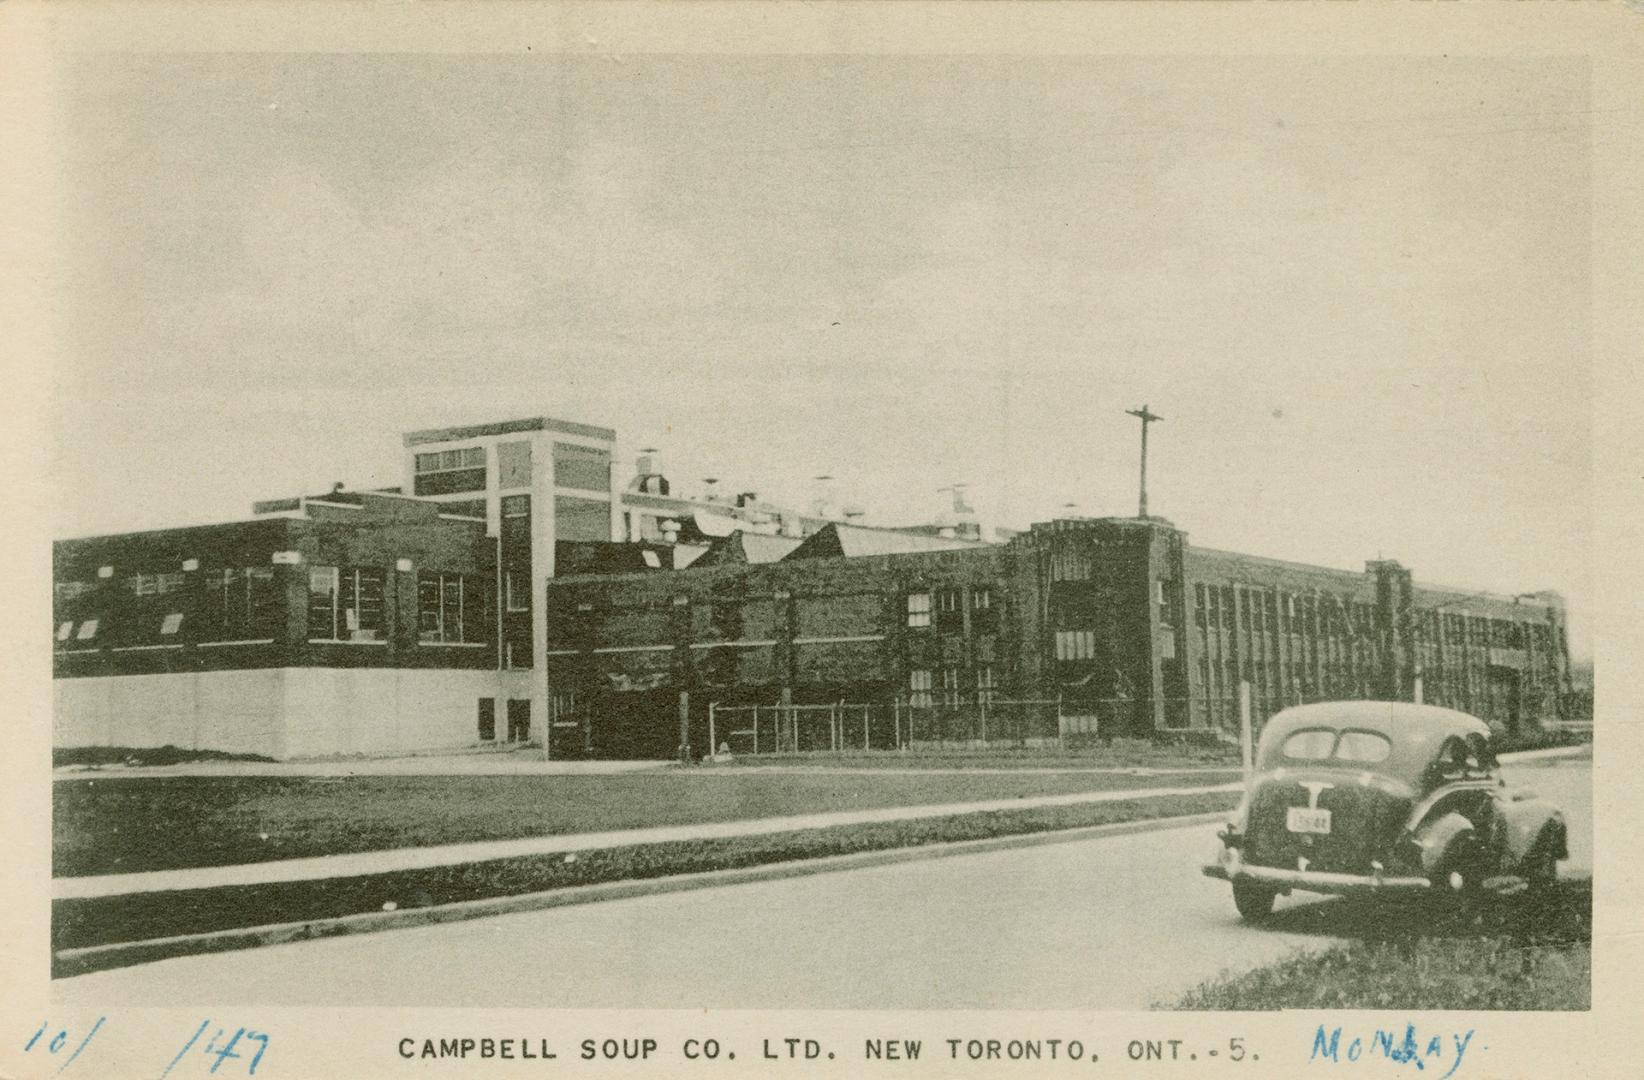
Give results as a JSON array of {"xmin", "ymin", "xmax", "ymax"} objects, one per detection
[{"xmin": 4, "ymin": 3, "xmax": 1640, "ymax": 1079}]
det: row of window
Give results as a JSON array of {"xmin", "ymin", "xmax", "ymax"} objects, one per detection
[
  {"xmin": 1194, "ymin": 584, "xmax": 1375, "ymax": 636},
  {"xmin": 907, "ymin": 666, "xmax": 999, "ymax": 707},
  {"xmin": 56, "ymin": 566, "xmax": 282, "ymax": 645},
  {"xmin": 308, "ymin": 566, "xmax": 487, "ymax": 644},
  {"xmin": 905, "ymin": 587, "xmax": 993, "ymax": 628},
  {"xmin": 57, "ymin": 566, "xmax": 487, "ymax": 647},
  {"xmin": 413, "ymin": 442, "xmax": 614, "ymax": 498},
  {"xmin": 1191, "ymin": 584, "xmax": 1548, "ymax": 653}
]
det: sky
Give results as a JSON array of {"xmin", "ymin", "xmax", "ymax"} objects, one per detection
[{"xmin": 51, "ymin": 53, "xmax": 1593, "ymax": 654}]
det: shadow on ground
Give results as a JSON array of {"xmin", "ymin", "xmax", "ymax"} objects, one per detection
[{"xmin": 1262, "ymin": 874, "xmax": 1592, "ymax": 946}]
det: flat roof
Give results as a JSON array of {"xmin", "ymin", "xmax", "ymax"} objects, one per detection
[{"xmin": 403, "ymin": 416, "xmax": 616, "ymax": 447}]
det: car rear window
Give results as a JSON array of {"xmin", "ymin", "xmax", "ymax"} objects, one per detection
[
  {"xmin": 1334, "ymin": 729, "xmax": 1393, "ymax": 763},
  {"xmin": 1280, "ymin": 727, "xmax": 1393, "ymax": 764},
  {"xmin": 1282, "ymin": 729, "xmax": 1337, "ymax": 760}
]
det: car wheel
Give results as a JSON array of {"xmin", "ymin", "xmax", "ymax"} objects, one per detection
[
  {"xmin": 1431, "ymin": 837, "xmax": 1491, "ymax": 920},
  {"xmin": 1233, "ymin": 881, "xmax": 1277, "ymax": 922},
  {"xmin": 1523, "ymin": 836, "xmax": 1561, "ymax": 896}
]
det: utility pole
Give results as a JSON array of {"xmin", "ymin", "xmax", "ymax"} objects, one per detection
[{"xmin": 1126, "ymin": 405, "xmax": 1163, "ymax": 518}]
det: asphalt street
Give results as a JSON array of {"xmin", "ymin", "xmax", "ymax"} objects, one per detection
[{"xmin": 55, "ymin": 754, "xmax": 1591, "ymax": 1010}]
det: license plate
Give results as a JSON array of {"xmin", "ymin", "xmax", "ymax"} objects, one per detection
[{"xmin": 1287, "ymin": 807, "xmax": 1332, "ymax": 834}]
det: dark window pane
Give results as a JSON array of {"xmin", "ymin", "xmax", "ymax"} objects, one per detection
[
  {"xmin": 414, "ymin": 468, "xmax": 487, "ymax": 496},
  {"xmin": 555, "ymin": 496, "xmax": 611, "ymax": 542},
  {"xmin": 553, "ymin": 443, "xmax": 612, "ymax": 492}
]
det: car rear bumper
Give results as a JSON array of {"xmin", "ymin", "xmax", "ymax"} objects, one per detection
[{"xmin": 1203, "ymin": 848, "xmax": 1430, "ymax": 895}]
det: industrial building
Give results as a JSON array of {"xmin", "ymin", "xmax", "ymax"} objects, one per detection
[
  {"xmin": 52, "ymin": 414, "xmax": 1572, "ymax": 759},
  {"xmin": 543, "ymin": 516, "xmax": 1570, "ymax": 758}
]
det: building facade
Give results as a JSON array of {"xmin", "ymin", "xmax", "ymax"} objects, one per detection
[
  {"xmin": 52, "ymin": 415, "xmax": 1573, "ymax": 760},
  {"xmin": 542, "ymin": 517, "xmax": 1571, "ymax": 757}
]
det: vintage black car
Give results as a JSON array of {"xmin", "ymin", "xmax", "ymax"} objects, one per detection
[{"xmin": 1203, "ymin": 701, "xmax": 1567, "ymax": 920}]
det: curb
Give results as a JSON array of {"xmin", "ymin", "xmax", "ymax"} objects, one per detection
[
  {"xmin": 55, "ymin": 809, "xmax": 1232, "ymax": 979},
  {"xmin": 1498, "ymin": 745, "xmax": 1592, "ymax": 764}
]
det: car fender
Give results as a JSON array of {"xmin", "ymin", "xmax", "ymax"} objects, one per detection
[
  {"xmin": 1497, "ymin": 798, "xmax": 1567, "ymax": 868},
  {"xmin": 1413, "ymin": 811, "xmax": 1476, "ymax": 876}
]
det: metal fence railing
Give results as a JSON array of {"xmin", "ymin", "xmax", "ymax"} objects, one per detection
[
  {"xmin": 704, "ymin": 685, "xmax": 1577, "ymax": 759},
  {"xmin": 707, "ymin": 695, "xmax": 1215, "ymax": 754}
]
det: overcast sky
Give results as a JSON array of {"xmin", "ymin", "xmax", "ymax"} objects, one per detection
[{"xmin": 52, "ymin": 53, "xmax": 1592, "ymax": 653}]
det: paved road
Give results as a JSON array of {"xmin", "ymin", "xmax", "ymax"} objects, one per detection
[{"xmin": 56, "ymin": 755, "xmax": 1589, "ymax": 1010}]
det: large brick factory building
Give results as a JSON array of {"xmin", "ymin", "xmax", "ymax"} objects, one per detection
[{"xmin": 53, "ymin": 415, "xmax": 1571, "ymax": 759}]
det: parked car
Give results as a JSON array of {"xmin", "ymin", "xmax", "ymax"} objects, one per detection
[{"xmin": 1203, "ymin": 701, "xmax": 1566, "ymax": 920}]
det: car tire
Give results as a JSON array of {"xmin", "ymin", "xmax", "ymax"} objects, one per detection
[
  {"xmin": 1523, "ymin": 830, "xmax": 1563, "ymax": 896},
  {"xmin": 1232, "ymin": 881, "xmax": 1277, "ymax": 921}
]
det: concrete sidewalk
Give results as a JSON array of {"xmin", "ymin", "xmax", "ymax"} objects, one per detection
[{"xmin": 52, "ymin": 780, "xmax": 1240, "ymax": 901}]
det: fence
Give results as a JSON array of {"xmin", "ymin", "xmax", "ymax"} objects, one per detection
[
  {"xmin": 707, "ymin": 694, "xmax": 1245, "ymax": 755},
  {"xmin": 706, "ymin": 684, "xmax": 1573, "ymax": 759}
]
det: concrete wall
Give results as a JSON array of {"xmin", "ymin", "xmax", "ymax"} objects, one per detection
[
  {"xmin": 56, "ymin": 668, "xmax": 511, "ymax": 759},
  {"xmin": 54, "ymin": 670, "xmax": 289, "ymax": 758}
]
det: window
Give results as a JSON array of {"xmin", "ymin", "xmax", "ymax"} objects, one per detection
[
  {"xmin": 908, "ymin": 669, "xmax": 933, "ymax": 708},
  {"xmin": 641, "ymin": 549, "xmax": 663, "ymax": 569},
  {"xmin": 502, "ymin": 494, "xmax": 531, "ymax": 519},
  {"xmin": 552, "ymin": 442, "xmax": 612, "ymax": 492},
  {"xmin": 497, "ymin": 440, "xmax": 533, "ymax": 489},
  {"xmin": 419, "ymin": 572, "xmax": 483, "ymax": 644},
  {"xmin": 942, "ymin": 666, "xmax": 960, "ymax": 705},
  {"xmin": 1155, "ymin": 580, "xmax": 1171, "ymax": 624},
  {"xmin": 55, "ymin": 621, "xmax": 72, "ymax": 641},
  {"xmin": 1050, "ymin": 546, "xmax": 1091, "ymax": 581},
  {"xmin": 160, "ymin": 613, "xmax": 184, "ymax": 636},
  {"xmin": 1055, "ymin": 629, "xmax": 1096, "ymax": 661},
  {"xmin": 505, "ymin": 572, "xmax": 530, "ymax": 612},
  {"xmin": 977, "ymin": 665, "xmax": 997, "ymax": 705},
  {"xmin": 938, "ymin": 588, "xmax": 962, "ymax": 613},
  {"xmin": 54, "ymin": 581, "xmax": 93, "ymax": 604},
  {"xmin": 76, "ymin": 619, "xmax": 99, "ymax": 641},
  {"xmin": 906, "ymin": 592, "xmax": 931, "ymax": 628},
  {"xmin": 204, "ymin": 567, "xmax": 277, "ymax": 640},
  {"xmin": 973, "ymin": 587, "xmax": 992, "ymax": 611},
  {"xmin": 555, "ymin": 495, "xmax": 612, "ymax": 542},
  {"xmin": 126, "ymin": 572, "xmax": 185, "ymax": 597},
  {"xmin": 413, "ymin": 446, "xmax": 487, "ymax": 496},
  {"xmin": 308, "ymin": 566, "xmax": 385, "ymax": 642},
  {"xmin": 477, "ymin": 699, "xmax": 496, "ymax": 741},
  {"xmin": 1282, "ymin": 728, "xmax": 1337, "ymax": 761}
]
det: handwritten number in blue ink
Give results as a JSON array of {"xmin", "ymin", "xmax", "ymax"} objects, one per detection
[
  {"xmin": 243, "ymin": 1031, "xmax": 270, "ymax": 1075},
  {"xmin": 160, "ymin": 1020, "xmax": 210, "ymax": 1080},
  {"xmin": 21, "ymin": 1018, "xmax": 105, "ymax": 1075},
  {"xmin": 56, "ymin": 1017, "xmax": 106, "ymax": 1076},
  {"xmin": 206, "ymin": 1028, "xmax": 245, "ymax": 1074}
]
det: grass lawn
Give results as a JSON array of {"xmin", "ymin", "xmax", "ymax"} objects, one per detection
[
  {"xmin": 54, "ymin": 768, "xmax": 1236, "ymax": 877},
  {"xmin": 53, "ymin": 789, "xmax": 1238, "ymax": 971},
  {"xmin": 1162, "ymin": 879, "xmax": 1592, "ymax": 1011}
]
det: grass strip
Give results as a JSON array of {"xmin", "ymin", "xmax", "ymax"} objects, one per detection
[
  {"xmin": 1162, "ymin": 879, "xmax": 1592, "ymax": 1011},
  {"xmin": 54, "ymin": 790, "xmax": 1237, "ymax": 964},
  {"xmin": 54, "ymin": 769, "xmax": 1238, "ymax": 877},
  {"xmin": 54, "ymin": 745, "xmax": 277, "ymax": 768}
]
